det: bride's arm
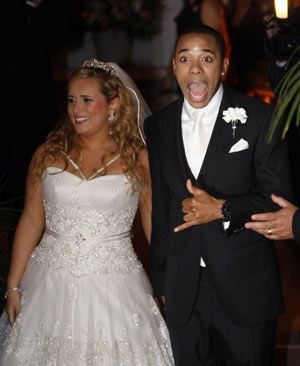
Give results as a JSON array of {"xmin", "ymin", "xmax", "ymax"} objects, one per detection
[
  {"xmin": 5, "ymin": 146, "xmax": 46, "ymax": 325},
  {"xmin": 138, "ymin": 148, "xmax": 152, "ymax": 244}
]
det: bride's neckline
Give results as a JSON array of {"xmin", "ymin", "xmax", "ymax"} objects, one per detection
[{"xmin": 63, "ymin": 153, "xmax": 121, "ymax": 181}]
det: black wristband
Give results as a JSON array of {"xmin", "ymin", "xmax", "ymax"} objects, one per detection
[{"xmin": 221, "ymin": 200, "xmax": 231, "ymax": 221}]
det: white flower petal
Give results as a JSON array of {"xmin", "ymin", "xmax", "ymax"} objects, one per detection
[
  {"xmin": 228, "ymin": 108, "xmax": 237, "ymax": 120},
  {"xmin": 222, "ymin": 110, "xmax": 231, "ymax": 123},
  {"xmin": 223, "ymin": 107, "xmax": 248, "ymax": 125}
]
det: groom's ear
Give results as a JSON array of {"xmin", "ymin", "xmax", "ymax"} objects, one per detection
[{"xmin": 221, "ymin": 58, "xmax": 230, "ymax": 77}]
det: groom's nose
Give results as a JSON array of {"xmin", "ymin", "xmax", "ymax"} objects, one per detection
[{"xmin": 190, "ymin": 61, "xmax": 204, "ymax": 74}]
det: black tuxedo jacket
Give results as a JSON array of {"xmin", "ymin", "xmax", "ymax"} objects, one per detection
[
  {"xmin": 293, "ymin": 210, "xmax": 300, "ymax": 244},
  {"xmin": 144, "ymin": 84, "xmax": 293, "ymax": 329}
]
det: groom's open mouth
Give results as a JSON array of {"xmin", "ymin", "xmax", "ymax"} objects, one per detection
[{"xmin": 187, "ymin": 81, "xmax": 208, "ymax": 102}]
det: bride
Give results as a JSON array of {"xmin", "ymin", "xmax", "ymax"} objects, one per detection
[{"xmin": 0, "ymin": 59, "xmax": 174, "ymax": 365}]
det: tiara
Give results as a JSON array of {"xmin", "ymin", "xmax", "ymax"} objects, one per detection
[{"xmin": 82, "ymin": 58, "xmax": 118, "ymax": 77}]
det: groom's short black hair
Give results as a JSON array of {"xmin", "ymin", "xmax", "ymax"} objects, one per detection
[{"xmin": 174, "ymin": 24, "xmax": 226, "ymax": 60}]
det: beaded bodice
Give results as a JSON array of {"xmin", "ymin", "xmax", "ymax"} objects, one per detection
[{"xmin": 31, "ymin": 167, "xmax": 142, "ymax": 277}]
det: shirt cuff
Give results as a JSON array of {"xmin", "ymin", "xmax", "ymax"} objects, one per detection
[{"xmin": 223, "ymin": 221, "xmax": 230, "ymax": 231}]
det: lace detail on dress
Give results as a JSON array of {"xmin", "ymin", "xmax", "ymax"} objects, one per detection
[
  {"xmin": 31, "ymin": 201, "xmax": 143, "ymax": 277},
  {"xmin": 1, "ymin": 294, "xmax": 174, "ymax": 366},
  {"xmin": 43, "ymin": 200, "xmax": 136, "ymax": 238}
]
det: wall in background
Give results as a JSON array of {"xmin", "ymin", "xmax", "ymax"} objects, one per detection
[{"xmin": 65, "ymin": 0, "xmax": 182, "ymax": 72}]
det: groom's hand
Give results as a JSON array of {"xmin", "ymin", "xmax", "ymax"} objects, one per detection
[{"xmin": 174, "ymin": 180, "xmax": 224, "ymax": 232}]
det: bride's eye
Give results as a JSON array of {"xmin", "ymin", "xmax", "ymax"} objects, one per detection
[
  {"xmin": 83, "ymin": 97, "xmax": 93, "ymax": 103},
  {"xmin": 67, "ymin": 97, "xmax": 76, "ymax": 104}
]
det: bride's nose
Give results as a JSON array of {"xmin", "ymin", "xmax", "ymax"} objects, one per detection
[{"xmin": 73, "ymin": 100, "xmax": 83, "ymax": 113}]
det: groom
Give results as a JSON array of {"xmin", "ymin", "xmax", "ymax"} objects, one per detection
[{"xmin": 144, "ymin": 25, "xmax": 293, "ymax": 365}]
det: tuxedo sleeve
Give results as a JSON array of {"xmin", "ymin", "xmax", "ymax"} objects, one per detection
[
  {"xmin": 225, "ymin": 105, "xmax": 293, "ymax": 233},
  {"xmin": 144, "ymin": 119, "xmax": 170, "ymax": 298},
  {"xmin": 292, "ymin": 209, "xmax": 300, "ymax": 245}
]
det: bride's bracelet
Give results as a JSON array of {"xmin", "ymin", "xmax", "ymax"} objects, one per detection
[{"xmin": 4, "ymin": 286, "xmax": 19, "ymax": 299}]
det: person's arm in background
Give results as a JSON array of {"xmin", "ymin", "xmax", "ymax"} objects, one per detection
[
  {"xmin": 245, "ymin": 194, "xmax": 300, "ymax": 243},
  {"xmin": 201, "ymin": 0, "xmax": 231, "ymax": 60}
]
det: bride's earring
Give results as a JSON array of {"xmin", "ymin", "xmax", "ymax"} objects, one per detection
[{"xmin": 108, "ymin": 114, "xmax": 114, "ymax": 135}]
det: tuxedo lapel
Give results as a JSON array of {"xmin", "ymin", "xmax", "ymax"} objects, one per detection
[
  {"xmin": 174, "ymin": 100, "xmax": 204, "ymax": 189},
  {"xmin": 158, "ymin": 98, "xmax": 192, "ymax": 201},
  {"xmin": 199, "ymin": 85, "xmax": 246, "ymax": 187}
]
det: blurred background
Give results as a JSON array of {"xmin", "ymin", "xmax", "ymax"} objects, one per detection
[{"xmin": 0, "ymin": 1, "xmax": 300, "ymax": 364}]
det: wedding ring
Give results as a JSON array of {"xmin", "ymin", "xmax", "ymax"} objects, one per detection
[{"xmin": 267, "ymin": 229, "xmax": 272, "ymax": 235}]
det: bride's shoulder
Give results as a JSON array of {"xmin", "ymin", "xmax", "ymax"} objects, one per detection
[
  {"xmin": 29, "ymin": 143, "xmax": 47, "ymax": 166},
  {"xmin": 30, "ymin": 143, "xmax": 66, "ymax": 171}
]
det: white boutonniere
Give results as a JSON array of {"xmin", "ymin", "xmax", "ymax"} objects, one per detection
[{"xmin": 222, "ymin": 107, "xmax": 248, "ymax": 138}]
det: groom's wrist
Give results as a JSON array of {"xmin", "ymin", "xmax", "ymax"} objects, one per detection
[{"xmin": 212, "ymin": 198, "xmax": 226, "ymax": 220}]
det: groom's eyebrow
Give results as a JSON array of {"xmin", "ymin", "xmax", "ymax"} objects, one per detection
[
  {"xmin": 177, "ymin": 48, "xmax": 189, "ymax": 54},
  {"xmin": 177, "ymin": 48, "xmax": 216, "ymax": 55}
]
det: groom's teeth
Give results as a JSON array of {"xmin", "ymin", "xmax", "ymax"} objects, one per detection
[
  {"xmin": 189, "ymin": 89, "xmax": 205, "ymax": 99},
  {"xmin": 190, "ymin": 91, "xmax": 203, "ymax": 99},
  {"xmin": 188, "ymin": 82, "xmax": 207, "ymax": 100}
]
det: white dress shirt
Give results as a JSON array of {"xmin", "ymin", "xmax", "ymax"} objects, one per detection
[{"xmin": 181, "ymin": 84, "xmax": 224, "ymax": 267}]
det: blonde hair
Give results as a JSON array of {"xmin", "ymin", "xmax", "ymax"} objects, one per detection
[{"xmin": 31, "ymin": 66, "xmax": 147, "ymax": 191}]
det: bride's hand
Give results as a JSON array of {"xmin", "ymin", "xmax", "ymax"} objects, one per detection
[{"xmin": 6, "ymin": 291, "xmax": 21, "ymax": 325}]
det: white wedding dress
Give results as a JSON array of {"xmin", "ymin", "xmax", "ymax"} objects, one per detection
[{"xmin": 0, "ymin": 164, "xmax": 173, "ymax": 366}]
